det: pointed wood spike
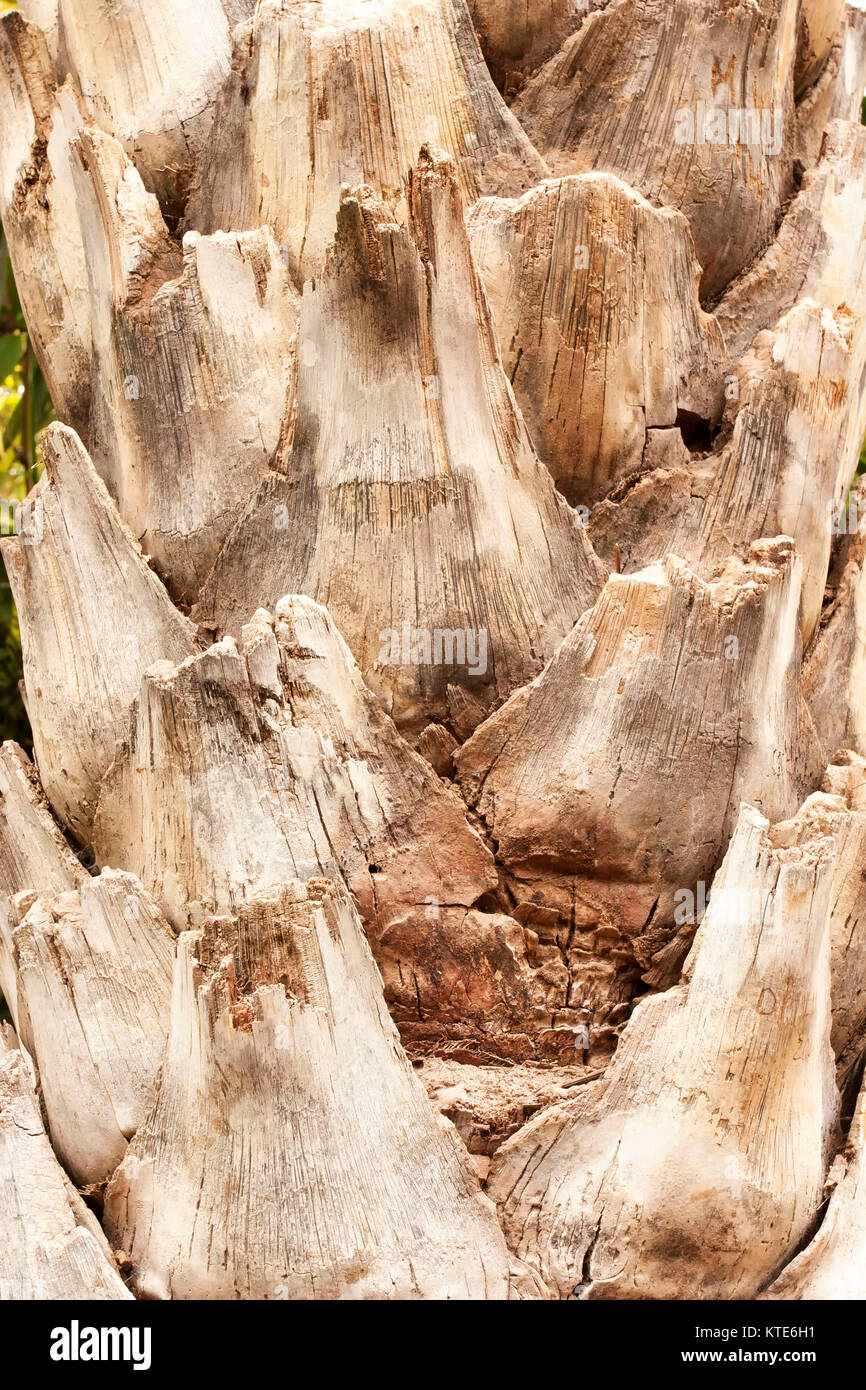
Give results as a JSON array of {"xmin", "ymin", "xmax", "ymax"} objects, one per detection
[
  {"xmin": 488, "ymin": 803, "xmax": 839, "ymax": 1300},
  {"xmin": 12, "ymin": 870, "xmax": 175, "ymax": 1188},
  {"xmin": 104, "ymin": 878, "xmax": 519, "ymax": 1300},
  {"xmin": 0, "ymin": 424, "xmax": 197, "ymax": 843},
  {"xmin": 55, "ymin": 0, "xmax": 232, "ymax": 215},
  {"xmin": 187, "ymin": 0, "xmax": 548, "ymax": 282},
  {"xmin": 589, "ymin": 299, "xmax": 866, "ymax": 647},
  {"xmin": 196, "ymin": 150, "xmax": 604, "ymax": 733},
  {"xmin": 456, "ymin": 540, "xmax": 824, "ymax": 1028},
  {"xmin": 512, "ymin": 0, "xmax": 800, "ymax": 299},
  {"xmin": 71, "ymin": 122, "xmax": 300, "ymax": 602},
  {"xmin": 0, "ymin": 742, "xmax": 85, "ymax": 1031},
  {"xmin": 94, "ymin": 597, "xmax": 579, "ymax": 1063},
  {"xmin": 0, "ymin": 14, "xmax": 92, "ymax": 433},
  {"xmin": 0, "ymin": 1031, "xmax": 133, "ymax": 1300}
]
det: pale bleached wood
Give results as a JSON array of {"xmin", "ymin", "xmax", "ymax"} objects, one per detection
[
  {"xmin": 764, "ymin": 1073, "xmax": 866, "ymax": 1299},
  {"xmin": 797, "ymin": 0, "xmax": 847, "ymax": 92},
  {"xmin": 103, "ymin": 878, "xmax": 521, "ymax": 1300},
  {"xmin": 220, "ymin": 0, "xmax": 257, "ymax": 24},
  {"xmin": 0, "ymin": 424, "xmax": 197, "ymax": 842},
  {"xmin": 4, "ymin": 0, "xmax": 866, "ymax": 1305},
  {"xmin": 802, "ymin": 476, "xmax": 866, "ymax": 763},
  {"xmin": 660, "ymin": 750, "xmax": 866, "ymax": 1088},
  {"xmin": 0, "ymin": 33, "xmax": 301, "ymax": 604},
  {"xmin": 12, "ymin": 871, "xmax": 175, "ymax": 1189},
  {"xmin": 0, "ymin": 14, "xmax": 92, "ymax": 433},
  {"xmin": 456, "ymin": 540, "xmax": 823, "ymax": 1029},
  {"xmin": 589, "ymin": 299, "xmax": 866, "ymax": 645},
  {"xmin": 488, "ymin": 804, "xmax": 839, "ymax": 1299},
  {"xmin": 54, "ymin": 0, "xmax": 232, "ymax": 214},
  {"xmin": 467, "ymin": 173, "xmax": 727, "ymax": 505},
  {"xmin": 795, "ymin": 6, "xmax": 866, "ymax": 164},
  {"xmin": 17, "ymin": 1, "xmax": 58, "ymax": 60},
  {"xmin": 773, "ymin": 755, "xmax": 866, "ymax": 1090},
  {"xmin": 0, "ymin": 743, "xmax": 84, "ymax": 1032},
  {"xmin": 716, "ymin": 120, "xmax": 866, "ymax": 362},
  {"xmin": 72, "ymin": 123, "xmax": 300, "ymax": 602},
  {"xmin": 512, "ymin": 0, "xmax": 799, "ymax": 298},
  {"xmin": 94, "ymin": 599, "xmax": 495, "ymax": 927},
  {"xmin": 0, "ymin": 1032, "xmax": 132, "ymax": 1300},
  {"xmin": 196, "ymin": 152, "xmax": 604, "ymax": 734},
  {"xmin": 187, "ymin": 0, "xmax": 548, "ymax": 282}
]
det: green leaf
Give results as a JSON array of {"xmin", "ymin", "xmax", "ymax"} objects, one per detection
[
  {"xmin": 2, "ymin": 393, "xmax": 22, "ymax": 450},
  {"xmin": 0, "ymin": 332, "xmax": 23, "ymax": 382}
]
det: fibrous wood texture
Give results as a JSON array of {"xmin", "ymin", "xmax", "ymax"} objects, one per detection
[
  {"xmin": 73, "ymin": 124, "xmax": 300, "ymax": 602},
  {"xmin": 0, "ymin": 424, "xmax": 197, "ymax": 841},
  {"xmin": 188, "ymin": 0, "xmax": 548, "ymax": 282},
  {"xmin": 103, "ymin": 878, "xmax": 517, "ymax": 1300},
  {"xmin": 468, "ymin": 173, "xmax": 727, "ymax": 504},
  {"xmin": 511, "ymin": 0, "xmax": 800, "ymax": 299},
  {"xmin": 466, "ymin": 0, "xmax": 594, "ymax": 92},
  {"xmin": 92, "ymin": 596, "xmax": 581, "ymax": 1064},
  {"xmin": 589, "ymin": 299, "xmax": 866, "ymax": 645},
  {"xmin": 0, "ymin": 1031, "xmax": 132, "ymax": 1300},
  {"xmin": 0, "ymin": 741, "xmax": 84, "ymax": 1032},
  {"xmin": 457, "ymin": 539, "xmax": 821, "ymax": 1018},
  {"xmin": 488, "ymin": 803, "xmax": 839, "ymax": 1299},
  {"xmin": 196, "ymin": 151, "xmax": 603, "ymax": 732},
  {"xmin": 2, "ymin": 0, "xmax": 866, "ymax": 1306},
  {"xmin": 764, "ymin": 1073, "xmax": 866, "ymax": 1299},
  {"xmin": 51, "ymin": 0, "xmax": 233, "ymax": 215},
  {"xmin": 12, "ymin": 872, "xmax": 174, "ymax": 1188}
]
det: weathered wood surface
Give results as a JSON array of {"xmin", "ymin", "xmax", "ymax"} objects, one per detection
[
  {"xmin": 468, "ymin": 173, "xmax": 727, "ymax": 504},
  {"xmin": 0, "ymin": 742, "xmax": 84, "ymax": 1031},
  {"xmin": 589, "ymin": 299, "xmax": 866, "ymax": 646},
  {"xmin": 0, "ymin": 1031, "xmax": 132, "ymax": 1300},
  {"xmin": 716, "ymin": 119, "xmax": 866, "ymax": 361},
  {"xmin": 196, "ymin": 152, "xmax": 604, "ymax": 733},
  {"xmin": 188, "ymin": 0, "xmax": 548, "ymax": 282},
  {"xmin": 0, "ymin": 14, "xmax": 92, "ymax": 433},
  {"xmin": 765, "ymin": 1069, "xmax": 866, "ymax": 1299},
  {"xmin": 511, "ymin": 0, "xmax": 800, "ymax": 298},
  {"xmin": 488, "ymin": 804, "xmax": 839, "ymax": 1299},
  {"xmin": 2, "ymin": 0, "xmax": 866, "ymax": 1305},
  {"xmin": 50, "ymin": 0, "xmax": 233, "ymax": 216},
  {"xmin": 457, "ymin": 540, "xmax": 823, "ymax": 1022},
  {"xmin": 12, "ymin": 871, "xmax": 174, "ymax": 1188},
  {"xmin": 802, "ymin": 476, "xmax": 866, "ymax": 763},
  {"xmin": 73, "ymin": 123, "xmax": 300, "ymax": 602},
  {"xmin": 795, "ymin": 4, "xmax": 866, "ymax": 164},
  {"xmin": 466, "ymin": 0, "xmax": 593, "ymax": 92},
  {"xmin": 104, "ymin": 878, "xmax": 522, "ymax": 1300},
  {"xmin": 0, "ymin": 424, "xmax": 197, "ymax": 842},
  {"xmin": 93, "ymin": 596, "xmax": 587, "ymax": 1064}
]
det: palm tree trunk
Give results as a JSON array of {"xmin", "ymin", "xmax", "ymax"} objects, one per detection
[{"xmin": 0, "ymin": 0, "xmax": 865, "ymax": 1300}]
